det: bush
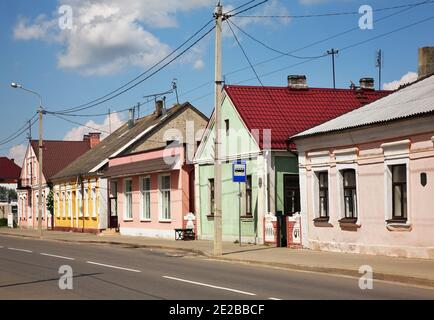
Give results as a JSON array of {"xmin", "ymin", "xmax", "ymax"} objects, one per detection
[{"xmin": 0, "ymin": 218, "xmax": 8, "ymax": 227}]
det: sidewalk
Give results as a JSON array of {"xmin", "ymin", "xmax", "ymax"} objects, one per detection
[{"xmin": 1, "ymin": 227, "xmax": 434, "ymax": 288}]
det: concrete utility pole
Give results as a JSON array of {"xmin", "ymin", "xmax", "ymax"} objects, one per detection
[
  {"xmin": 213, "ymin": 2, "xmax": 223, "ymax": 256},
  {"xmin": 376, "ymin": 49, "xmax": 382, "ymax": 90},
  {"xmin": 327, "ymin": 49, "xmax": 339, "ymax": 89},
  {"xmin": 11, "ymin": 83, "xmax": 44, "ymax": 237}
]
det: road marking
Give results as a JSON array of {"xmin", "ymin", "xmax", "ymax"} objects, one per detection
[
  {"xmin": 0, "ymin": 245, "xmax": 4, "ymax": 248},
  {"xmin": 268, "ymin": 297, "xmax": 282, "ymax": 300},
  {"xmin": 40, "ymin": 253, "xmax": 75, "ymax": 260},
  {"xmin": 86, "ymin": 261, "xmax": 141, "ymax": 273},
  {"xmin": 8, "ymin": 247, "xmax": 32, "ymax": 253},
  {"xmin": 163, "ymin": 276, "xmax": 256, "ymax": 296}
]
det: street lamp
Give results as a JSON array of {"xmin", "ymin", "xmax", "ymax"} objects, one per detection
[{"xmin": 11, "ymin": 82, "xmax": 44, "ymax": 237}]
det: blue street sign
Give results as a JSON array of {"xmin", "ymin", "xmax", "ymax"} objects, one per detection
[{"xmin": 232, "ymin": 161, "xmax": 246, "ymax": 183}]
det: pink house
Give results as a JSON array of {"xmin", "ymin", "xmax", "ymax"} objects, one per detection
[
  {"xmin": 104, "ymin": 145, "xmax": 195, "ymax": 238},
  {"xmin": 101, "ymin": 102, "xmax": 208, "ymax": 238},
  {"xmin": 291, "ymin": 53, "xmax": 434, "ymax": 259}
]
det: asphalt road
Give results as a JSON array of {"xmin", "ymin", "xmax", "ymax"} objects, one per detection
[{"xmin": 1, "ymin": 234, "xmax": 434, "ymax": 300}]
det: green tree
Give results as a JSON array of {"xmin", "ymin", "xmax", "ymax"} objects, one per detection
[{"xmin": 46, "ymin": 187, "xmax": 54, "ymax": 215}]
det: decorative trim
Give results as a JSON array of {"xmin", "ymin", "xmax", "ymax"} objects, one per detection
[
  {"xmin": 381, "ymin": 139, "xmax": 411, "ymax": 160},
  {"xmin": 338, "ymin": 217, "xmax": 360, "ymax": 231}
]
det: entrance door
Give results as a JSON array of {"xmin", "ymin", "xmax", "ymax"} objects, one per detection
[
  {"xmin": 277, "ymin": 212, "xmax": 287, "ymax": 247},
  {"xmin": 283, "ymin": 175, "xmax": 300, "ymax": 216},
  {"xmin": 108, "ymin": 181, "xmax": 118, "ymax": 229}
]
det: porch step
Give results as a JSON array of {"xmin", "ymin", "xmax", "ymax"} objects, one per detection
[{"xmin": 98, "ymin": 228, "xmax": 120, "ymax": 236}]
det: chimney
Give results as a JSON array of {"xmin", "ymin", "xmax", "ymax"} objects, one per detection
[
  {"xmin": 418, "ymin": 46, "xmax": 434, "ymax": 79},
  {"xmin": 83, "ymin": 134, "xmax": 90, "ymax": 144},
  {"xmin": 287, "ymin": 75, "xmax": 307, "ymax": 89},
  {"xmin": 88, "ymin": 132, "xmax": 101, "ymax": 148},
  {"xmin": 359, "ymin": 77, "xmax": 374, "ymax": 90},
  {"xmin": 155, "ymin": 100, "xmax": 164, "ymax": 117},
  {"xmin": 128, "ymin": 108, "xmax": 135, "ymax": 129}
]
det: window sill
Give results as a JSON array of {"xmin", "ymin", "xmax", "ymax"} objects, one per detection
[
  {"xmin": 140, "ymin": 219, "xmax": 152, "ymax": 222},
  {"xmin": 206, "ymin": 214, "xmax": 214, "ymax": 220},
  {"xmin": 240, "ymin": 215, "xmax": 254, "ymax": 221},
  {"xmin": 123, "ymin": 218, "xmax": 133, "ymax": 222},
  {"xmin": 159, "ymin": 219, "xmax": 172, "ymax": 223},
  {"xmin": 386, "ymin": 219, "xmax": 412, "ymax": 231},
  {"xmin": 338, "ymin": 217, "xmax": 360, "ymax": 231},
  {"xmin": 313, "ymin": 217, "xmax": 332, "ymax": 227}
]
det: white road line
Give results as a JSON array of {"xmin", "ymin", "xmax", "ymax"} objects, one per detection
[
  {"xmin": 40, "ymin": 253, "xmax": 75, "ymax": 260},
  {"xmin": 0, "ymin": 245, "xmax": 4, "ymax": 248},
  {"xmin": 86, "ymin": 261, "xmax": 141, "ymax": 273},
  {"xmin": 8, "ymin": 247, "xmax": 32, "ymax": 253},
  {"xmin": 163, "ymin": 276, "xmax": 256, "ymax": 296},
  {"xmin": 268, "ymin": 297, "xmax": 282, "ymax": 300}
]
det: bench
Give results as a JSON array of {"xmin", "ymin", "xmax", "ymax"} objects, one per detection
[{"xmin": 174, "ymin": 228, "xmax": 195, "ymax": 241}]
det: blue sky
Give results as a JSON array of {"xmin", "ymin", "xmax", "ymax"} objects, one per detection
[{"xmin": 1, "ymin": 0, "xmax": 433, "ymax": 164}]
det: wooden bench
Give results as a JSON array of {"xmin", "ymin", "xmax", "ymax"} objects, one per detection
[{"xmin": 174, "ymin": 228, "xmax": 195, "ymax": 241}]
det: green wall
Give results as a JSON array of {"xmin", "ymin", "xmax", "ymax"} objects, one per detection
[{"xmin": 274, "ymin": 155, "xmax": 299, "ymax": 214}]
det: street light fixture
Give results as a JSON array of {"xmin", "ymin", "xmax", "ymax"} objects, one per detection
[{"xmin": 11, "ymin": 82, "xmax": 44, "ymax": 237}]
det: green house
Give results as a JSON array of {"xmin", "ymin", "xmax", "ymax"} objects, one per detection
[{"xmin": 194, "ymin": 77, "xmax": 390, "ymax": 246}]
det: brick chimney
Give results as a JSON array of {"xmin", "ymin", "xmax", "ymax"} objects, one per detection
[
  {"xmin": 359, "ymin": 77, "xmax": 374, "ymax": 90},
  {"xmin": 155, "ymin": 100, "xmax": 164, "ymax": 117},
  {"xmin": 418, "ymin": 46, "xmax": 434, "ymax": 79},
  {"xmin": 88, "ymin": 132, "xmax": 101, "ymax": 148},
  {"xmin": 288, "ymin": 75, "xmax": 308, "ymax": 89},
  {"xmin": 83, "ymin": 134, "xmax": 90, "ymax": 144}
]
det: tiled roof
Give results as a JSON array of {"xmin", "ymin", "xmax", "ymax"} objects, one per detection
[
  {"xmin": 0, "ymin": 157, "xmax": 21, "ymax": 182},
  {"xmin": 52, "ymin": 102, "xmax": 206, "ymax": 180},
  {"xmin": 291, "ymin": 74, "xmax": 434, "ymax": 138},
  {"xmin": 224, "ymin": 85, "xmax": 391, "ymax": 150},
  {"xmin": 30, "ymin": 140, "xmax": 90, "ymax": 180},
  {"xmin": 102, "ymin": 157, "xmax": 175, "ymax": 179}
]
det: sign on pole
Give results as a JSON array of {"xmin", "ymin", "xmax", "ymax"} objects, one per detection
[{"xmin": 232, "ymin": 161, "xmax": 246, "ymax": 183}]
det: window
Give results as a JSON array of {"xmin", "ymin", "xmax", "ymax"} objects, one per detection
[
  {"xmin": 84, "ymin": 188, "xmax": 89, "ymax": 217},
  {"xmin": 284, "ymin": 175, "xmax": 300, "ymax": 215},
  {"xmin": 78, "ymin": 189, "xmax": 83, "ymax": 217},
  {"xmin": 62, "ymin": 191, "xmax": 66, "ymax": 217},
  {"xmin": 209, "ymin": 178, "xmax": 215, "ymax": 215},
  {"xmin": 318, "ymin": 172, "xmax": 329, "ymax": 218},
  {"xmin": 245, "ymin": 175, "xmax": 252, "ymax": 216},
  {"xmin": 68, "ymin": 191, "xmax": 72, "ymax": 217},
  {"xmin": 392, "ymin": 165, "xmax": 407, "ymax": 220},
  {"xmin": 56, "ymin": 192, "xmax": 59, "ymax": 217},
  {"xmin": 141, "ymin": 177, "xmax": 151, "ymax": 220},
  {"xmin": 342, "ymin": 170, "xmax": 357, "ymax": 218},
  {"xmin": 92, "ymin": 187, "xmax": 97, "ymax": 218},
  {"xmin": 125, "ymin": 179, "xmax": 133, "ymax": 220},
  {"xmin": 225, "ymin": 119, "xmax": 229, "ymax": 136},
  {"xmin": 159, "ymin": 175, "xmax": 171, "ymax": 220}
]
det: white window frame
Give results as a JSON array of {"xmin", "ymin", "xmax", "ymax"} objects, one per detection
[
  {"xmin": 381, "ymin": 140, "xmax": 411, "ymax": 226},
  {"xmin": 84, "ymin": 186, "xmax": 89, "ymax": 218},
  {"xmin": 158, "ymin": 174, "xmax": 171, "ymax": 222},
  {"xmin": 311, "ymin": 169, "xmax": 331, "ymax": 220},
  {"xmin": 124, "ymin": 179, "xmax": 133, "ymax": 221},
  {"xmin": 92, "ymin": 183, "xmax": 97, "ymax": 218},
  {"xmin": 67, "ymin": 190, "xmax": 72, "ymax": 218},
  {"xmin": 62, "ymin": 191, "xmax": 66, "ymax": 218},
  {"xmin": 140, "ymin": 176, "xmax": 151, "ymax": 221},
  {"xmin": 334, "ymin": 148, "xmax": 360, "ymax": 224},
  {"xmin": 55, "ymin": 192, "xmax": 60, "ymax": 217}
]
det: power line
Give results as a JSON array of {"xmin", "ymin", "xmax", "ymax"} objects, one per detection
[
  {"xmin": 51, "ymin": 19, "xmax": 215, "ymax": 114},
  {"xmin": 224, "ymin": 0, "xmax": 256, "ymax": 15},
  {"xmin": 227, "ymin": 19, "xmax": 328, "ymax": 59},
  {"xmin": 0, "ymin": 112, "xmax": 37, "ymax": 144},
  {"xmin": 229, "ymin": 0, "xmax": 269, "ymax": 17},
  {"xmin": 233, "ymin": 0, "xmax": 434, "ymax": 18},
  {"xmin": 0, "ymin": 116, "xmax": 38, "ymax": 147}
]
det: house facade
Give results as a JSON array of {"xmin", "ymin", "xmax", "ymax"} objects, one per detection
[
  {"xmin": 0, "ymin": 157, "xmax": 21, "ymax": 226},
  {"xmin": 17, "ymin": 139, "xmax": 91, "ymax": 230},
  {"xmin": 194, "ymin": 78, "xmax": 389, "ymax": 245},
  {"xmin": 290, "ymin": 73, "xmax": 434, "ymax": 259},
  {"xmin": 103, "ymin": 102, "xmax": 208, "ymax": 238}
]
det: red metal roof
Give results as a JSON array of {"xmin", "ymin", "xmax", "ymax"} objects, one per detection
[
  {"xmin": 0, "ymin": 157, "xmax": 21, "ymax": 183},
  {"xmin": 224, "ymin": 85, "xmax": 391, "ymax": 150},
  {"xmin": 30, "ymin": 140, "xmax": 90, "ymax": 180}
]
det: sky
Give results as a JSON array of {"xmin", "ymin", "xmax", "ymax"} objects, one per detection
[{"xmin": 1, "ymin": 0, "xmax": 433, "ymax": 166}]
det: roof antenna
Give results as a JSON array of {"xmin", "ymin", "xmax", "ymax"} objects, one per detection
[{"xmin": 172, "ymin": 78, "xmax": 179, "ymax": 105}]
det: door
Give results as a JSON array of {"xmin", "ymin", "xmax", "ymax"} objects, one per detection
[
  {"xmin": 108, "ymin": 181, "xmax": 118, "ymax": 229},
  {"xmin": 283, "ymin": 175, "xmax": 300, "ymax": 216},
  {"xmin": 277, "ymin": 212, "xmax": 287, "ymax": 247}
]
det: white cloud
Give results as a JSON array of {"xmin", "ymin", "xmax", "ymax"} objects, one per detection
[
  {"xmin": 13, "ymin": 0, "xmax": 215, "ymax": 75},
  {"xmin": 63, "ymin": 113, "xmax": 125, "ymax": 141},
  {"xmin": 8, "ymin": 144, "xmax": 27, "ymax": 167},
  {"xmin": 193, "ymin": 59, "xmax": 205, "ymax": 70},
  {"xmin": 383, "ymin": 72, "xmax": 418, "ymax": 90}
]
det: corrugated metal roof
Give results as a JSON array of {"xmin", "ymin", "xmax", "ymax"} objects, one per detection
[
  {"xmin": 224, "ymin": 84, "xmax": 390, "ymax": 150},
  {"xmin": 292, "ymin": 74, "xmax": 434, "ymax": 139}
]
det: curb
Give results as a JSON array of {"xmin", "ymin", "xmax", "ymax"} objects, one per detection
[{"xmin": 2, "ymin": 231, "xmax": 434, "ymax": 289}]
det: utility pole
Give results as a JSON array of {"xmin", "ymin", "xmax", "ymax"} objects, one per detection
[
  {"xmin": 137, "ymin": 102, "xmax": 141, "ymax": 119},
  {"xmin": 376, "ymin": 49, "xmax": 382, "ymax": 90},
  {"xmin": 10, "ymin": 83, "xmax": 43, "ymax": 237},
  {"xmin": 213, "ymin": 2, "xmax": 223, "ymax": 256},
  {"xmin": 327, "ymin": 49, "xmax": 339, "ymax": 89},
  {"xmin": 108, "ymin": 109, "xmax": 112, "ymax": 134},
  {"xmin": 37, "ymin": 105, "xmax": 43, "ymax": 237}
]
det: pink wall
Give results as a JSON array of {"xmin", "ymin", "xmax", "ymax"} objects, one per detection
[{"xmin": 301, "ymin": 130, "xmax": 434, "ymax": 259}]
